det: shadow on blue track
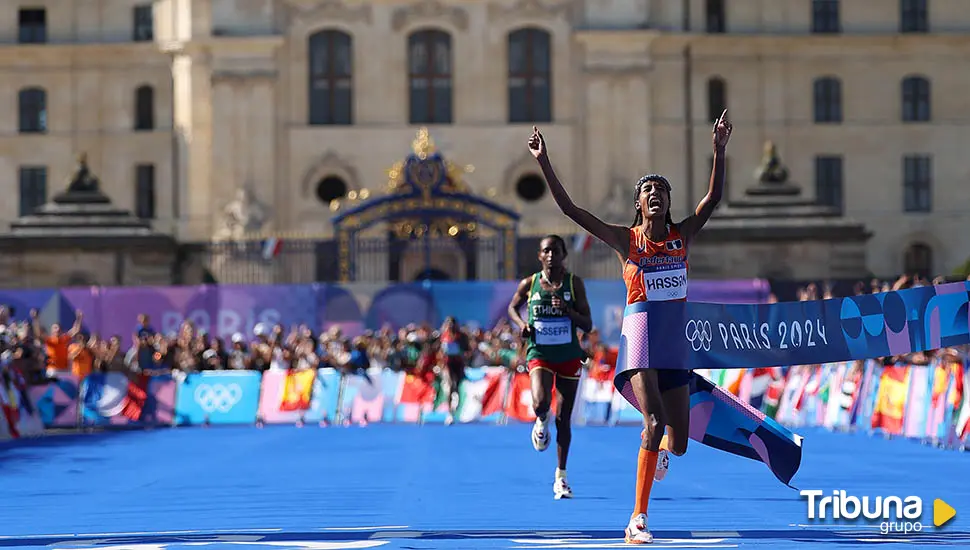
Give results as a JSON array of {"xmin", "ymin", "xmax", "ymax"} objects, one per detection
[{"xmin": 2, "ymin": 528, "xmax": 970, "ymax": 548}]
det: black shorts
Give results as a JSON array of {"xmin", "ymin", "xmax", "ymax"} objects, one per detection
[{"xmin": 656, "ymin": 369, "xmax": 691, "ymax": 393}]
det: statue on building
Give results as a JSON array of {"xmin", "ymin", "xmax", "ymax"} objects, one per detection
[
  {"xmin": 754, "ymin": 141, "xmax": 789, "ymax": 184},
  {"xmin": 66, "ymin": 153, "xmax": 101, "ymax": 192},
  {"xmin": 217, "ymin": 187, "xmax": 269, "ymax": 243},
  {"xmin": 52, "ymin": 152, "xmax": 111, "ymax": 204},
  {"xmin": 746, "ymin": 140, "xmax": 799, "ymax": 197}
]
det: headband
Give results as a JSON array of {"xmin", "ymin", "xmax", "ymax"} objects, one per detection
[{"xmin": 637, "ymin": 174, "xmax": 671, "ymax": 191}]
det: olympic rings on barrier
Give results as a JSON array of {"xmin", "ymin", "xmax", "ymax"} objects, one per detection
[
  {"xmin": 193, "ymin": 383, "xmax": 243, "ymax": 413},
  {"xmin": 685, "ymin": 319, "xmax": 713, "ymax": 352}
]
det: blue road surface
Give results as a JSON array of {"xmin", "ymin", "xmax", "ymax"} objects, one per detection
[{"xmin": 0, "ymin": 424, "xmax": 967, "ymax": 549}]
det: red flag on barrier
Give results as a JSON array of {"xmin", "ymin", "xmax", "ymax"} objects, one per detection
[
  {"xmin": 280, "ymin": 369, "xmax": 315, "ymax": 412},
  {"xmin": 871, "ymin": 366, "xmax": 909, "ymax": 435},
  {"xmin": 121, "ymin": 374, "xmax": 149, "ymax": 421},
  {"xmin": 399, "ymin": 371, "xmax": 436, "ymax": 405},
  {"xmin": 479, "ymin": 373, "xmax": 505, "ymax": 418},
  {"xmin": 1, "ymin": 390, "xmax": 19, "ymax": 438},
  {"xmin": 504, "ymin": 372, "xmax": 556, "ymax": 422}
]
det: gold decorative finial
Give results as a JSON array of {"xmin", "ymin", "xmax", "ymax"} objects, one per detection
[{"xmin": 412, "ymin": 127, "xmax": 436, "ymax": 160}]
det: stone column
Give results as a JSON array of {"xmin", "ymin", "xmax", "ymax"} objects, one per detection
[{"xmin": 172, "ymin": 52, "xmax": 214, "ymax": 241}]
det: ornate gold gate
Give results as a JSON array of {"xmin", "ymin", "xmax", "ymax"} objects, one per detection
[{"xmin": 332, "ymin": 129, "xmax": 519, "ymax": 282}]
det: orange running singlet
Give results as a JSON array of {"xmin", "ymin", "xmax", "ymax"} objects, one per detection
[{"xmin": 621, "ymin": 224, "xmax": 689, "ymax": 305}]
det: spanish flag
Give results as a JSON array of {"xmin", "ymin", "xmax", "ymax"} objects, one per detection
[
  {"xmin": 871, "ymin": 365, "xmax": 910, "ymax": 435},
  {"xmin": 280, "ymin": 369, "xmax": 316, "ymax": 412}
]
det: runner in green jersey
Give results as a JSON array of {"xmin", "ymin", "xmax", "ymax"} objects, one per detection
[{"xmin": 508, "ymin": 235, "xmax": 593, "ymax": 500}]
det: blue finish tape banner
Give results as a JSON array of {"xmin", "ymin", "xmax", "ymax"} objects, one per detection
[
  {"xmin": 688, "ymin": 373, "xmax": 803, "ymax": 488},
  {"xmin": 617, "ymin": 281, "xmax": 970, "ymax": 373},
  {"xmin": 174, "ymin": 371, "xmax": 262, "ymax": 426},
  {"xmin": 614, "ymin": 281, "xmax": 970, "ymax": 488}
]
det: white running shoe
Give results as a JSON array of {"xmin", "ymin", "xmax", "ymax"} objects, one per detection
[
  {"xmin": 531, "ymin": 415, "xmax": 550, "ymax": 451},
  {"xmin": 625, "ymin": 513, "xmax": 653, "ymax": 544},
  {"xmin": 654, "ymin": 449, "xmax": 669, "ymax": 482},
  {"xmin": 553, "ymin": 477, "xmax": 573, "ymax": 500}
]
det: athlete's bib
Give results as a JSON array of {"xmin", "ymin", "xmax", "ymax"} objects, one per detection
[
  {"xmin": 641, "ymin": 266, "xmax": 688, "ymax": 301},
  {"xmin": 533, "ymin": 318, "xmax": 573, "ymax": 346}
]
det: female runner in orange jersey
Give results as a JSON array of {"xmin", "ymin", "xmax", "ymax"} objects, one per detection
[{"xmin": 528, "ymin": 110, "xmax": 732, "ymax": 543}]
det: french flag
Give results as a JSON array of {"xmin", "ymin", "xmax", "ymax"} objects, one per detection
[
  {"xmin": 573, "ymin": 232, "xmax": 593, "ymax": 254},
  {"xmin": 261, "ymin": 237, "xmax": 283, "ymax": 261}
]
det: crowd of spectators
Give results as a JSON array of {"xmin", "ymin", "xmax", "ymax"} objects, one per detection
[{"xmin": 1, "ymin": 273, "xmax": 967, "ymax": 390}]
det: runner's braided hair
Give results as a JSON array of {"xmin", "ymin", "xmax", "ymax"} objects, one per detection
[{"xmin": 631, "ymin": 174, "xmax": 674, "ymax": 229}]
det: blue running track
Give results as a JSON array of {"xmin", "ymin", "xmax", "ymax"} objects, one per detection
[{"xmin": 0, "ymin": 425, "xmax": 967, "ymax": 549}]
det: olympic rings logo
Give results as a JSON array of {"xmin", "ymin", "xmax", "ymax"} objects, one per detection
[
  {"xmin": 685, "ymin": 320, "xmax": 713, "ymax": 352},
  {"xmin": 193, "ymin": 383, "xmax": 243, "ymax": 413}
]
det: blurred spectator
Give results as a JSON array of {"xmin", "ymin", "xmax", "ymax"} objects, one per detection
[
  {"xmin": 69, "ymin": 333, "xmax": 94, "ymax": 380},
  {"xmin": 34, "ymin": 310, "xmax": 83, "ymax": 377}
]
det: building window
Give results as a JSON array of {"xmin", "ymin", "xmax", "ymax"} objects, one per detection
[
  {"xmin": 903, "ymin": 242, "xmax": 933, "ymax": 278},
  {"xmin": 135, "ymin": 164, "xmax": 156, "ymax": 219},
  {"xmin": 508, "ymin": 28, "xmax": 551, "ymax": 124},
  {"xmin": 706, "ymin": 0, "xmax": 726, "ymax": 33},
  {"xmin": 812, "ymin": 0, "xmax": 840, "ymax": 33},
  {"xmin": 18, "ymin": 8, "xmax": 46, "ymax": 44},
  {"xmin": 135, "ymin": 85, "xmax": 155, "ymax": 130},
  {"xmin": 315, "ymin": 176, "xmax": 348, "ymax": 204},
  {"xmin": 815, "ymin": 156, "xmax": 843, "ymax": 212},
  {"xmin": 18, "ymin": 87, "xmax": 47, "ymax": 133},
  {"xmin": 133, "ymin": 5, "xmax": 153, "ymax": 41},
  {"xmin": 308, "ymin": 30, "xmax": 353, "ymax": 125},
  {"xmin": 813, "ymin": 77, "xmax": 842, "ymax": 123},
  {"xmin": 900, "ymin": 0, "xmax": 928, "ymax": 33},
  {"xmin": 19, "ymin": 166, "xmax": 47, "ymax": 216},
  {"xmin": 901, "ymin": 76, "xmax": 930, "ymax": 122},
  {"xmin": 707, "ymin": 77, "xmax": 727, "ymax": 122},
  {"xmin": 903, "ymin": 155, "xmax": 932, "ymax": 213},
  {"xmin": 408, "ymin": 29, "xmax": 452, "ymax": 124},
  {"xmin": 515, "ymin": 175, "xmax": 546, "ymax": 202}
]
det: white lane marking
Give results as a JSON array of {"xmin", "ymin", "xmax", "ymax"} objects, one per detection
[
  {"xmin": 320, "ymin": 526, "xmax": 408, "ymax": 531},
  {"xmin": 5, "ymin": 528, "xmax": 283, "ymax": 540}
]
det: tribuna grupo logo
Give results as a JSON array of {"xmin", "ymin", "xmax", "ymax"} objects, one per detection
[{"xmin": 801, "ymin": 490, "xmax": 928, "ymax": 535}]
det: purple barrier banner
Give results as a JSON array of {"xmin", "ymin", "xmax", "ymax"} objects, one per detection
[
  {"xmin": 0, "ymin": 289, "xmax": 60, "ymax": 326},
  {"xmin": 60, "ymin": 288, "xmax": 101, "ymax": 335},
  {"xmin": 28, "ymin": 374, "xmax": 79, "ymax": 428},
  {"xmin": 5, "ymin": 279, "xmax": 770, "ymax": 346}
]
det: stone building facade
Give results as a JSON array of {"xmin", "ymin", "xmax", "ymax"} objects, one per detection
[{"xmin": 1, "ymin": 0, "xmax": 968, "ymax": 283}]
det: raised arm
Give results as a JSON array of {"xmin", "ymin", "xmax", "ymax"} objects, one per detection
[
  {"xmin": 680, "ymin": 110, "xmax": 732, "ymax": 243},
  {"xmin": 529, "ymin": 127, "xmax": 630, "ymax": 256},
  {"xmin": 67, "ymin": 310, "xmax": 83, "ymax": 338}
]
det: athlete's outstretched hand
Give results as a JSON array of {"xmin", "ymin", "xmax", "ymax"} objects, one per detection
[
  {"xmin": 528, "ymin": 126, "xmax": 548, "ymax": 162},
  {"xmin": 712, "ymin": 109, "xmax": 733, "ymax": 150}
]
